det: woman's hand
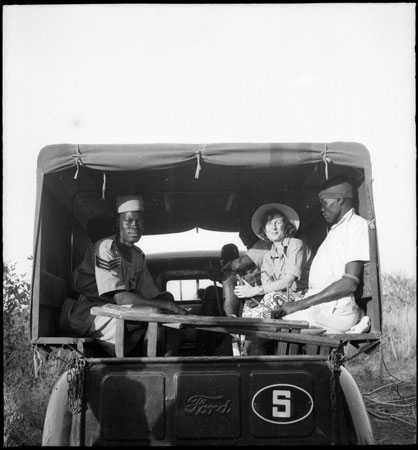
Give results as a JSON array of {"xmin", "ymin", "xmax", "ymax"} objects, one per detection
[{"xmin": 234, "ymin": 279, "xmax": 259, "ymax": 299}]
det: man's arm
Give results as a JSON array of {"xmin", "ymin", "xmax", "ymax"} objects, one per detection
[
  {"xmin": 113, "ymin": 291, "xmax": 188, "ymax": 315},
  {"xmin": 230, "ymin": 255, "xmax": 255, "ymax": 272},
  {"xmin": 273, "ymin": 261, "xmax": 364, "ymax": 318}
]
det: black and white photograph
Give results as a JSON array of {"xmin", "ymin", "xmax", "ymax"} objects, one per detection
[{"xmin": 3, "ymin": 3, "xmax": 416, "ymax": 446}]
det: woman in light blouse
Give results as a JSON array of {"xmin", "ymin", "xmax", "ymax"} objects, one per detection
[{"xmin": 233, "ymin": 203, "xmax": 311, "ymax": 354}]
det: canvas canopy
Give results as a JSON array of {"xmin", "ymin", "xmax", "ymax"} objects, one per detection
[
  {"xmin": 37, "ymin": 142, "xmax": 371, "ymax": 174},
  {"xmin": 34, "ymin": 142, "xmax": 375, "ymax": 239},
  {"xmin": 31, "ymin": 141, "xmax": 382, "ymax": 340}
]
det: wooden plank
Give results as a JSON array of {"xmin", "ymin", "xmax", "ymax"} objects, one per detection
[
  {"xmin": 300, "ymin": 327, "xmax": 326, "ymax": 336},
  {"xmin": 364, "ymin": 164, "xmax": 383, "ymax": 333},
  {"xmin": 146, "ymin": 322, "xmax": 159, "ymax": 357},
  {"xmin": 345, "ymin": 340, "xmax": 380, "ymax": 356},
  {"xmin": 319, "ymin": 346, "xmax": 333, "ymax": 356},
  {"xmin": 276, "ymin": 328, "xmax": 290, "ymax": 355},
  {"xmin": 192, "ymin": 327, "xmax": 341, "ymax": 348},
  {"xmin": 31, "ymin": 223, "xmax": 42, "ymax": 341},
  {"xmin": 184, "ymin": 324, "xmax": 285, "ymax": 334},
  {"xmin": 32, "ymin": 336, "xmax": 96, "ymax": 345},
  {"xmin": 276, "ymin": 340, "xmax": 289, "ymax": 356},
  {"xmin": 33, "ymin": 336, "xmax": 97, "ymax": 356},
  {"xmin": 191, "ymin": 326, "xmax": 292, "ymax": 337},
  {"xmin": 162, "ymin": 323, "xmax": 184, "ymax": 329},
  {"xmin": 90, "ymin": 305, "xmax": 309, "ymax": 329},
  {"xmin": 327, "ymin": 332, "xmax": 381, "ymax": 341},
  {"xmin": 115, "ymin": 319, "xmax": 125, "ymax": 357},
  {"xmin": 288, "ymin": 328, "xmax": 300, "ymax": 355},
  {"xmin": 305, "ymin": 344, "xmax": 319, "ymax": 355}
]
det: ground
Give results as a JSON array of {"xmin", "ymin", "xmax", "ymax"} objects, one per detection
[
  {"xmin": 346, "ymin": 356, "xmax": 416, "ymax": 445},
  {"xmin": 371, "ymin": 417, "xmax": 416, "ymax": 445}
]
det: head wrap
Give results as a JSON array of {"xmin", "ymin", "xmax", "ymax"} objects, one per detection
[
  {"xmin": 116, "ymin": 195, "xmax": 145, "ymax": 213},
  {"xmin": 318, "ymin": 181, "xmax": 353, "ymax": 199}
]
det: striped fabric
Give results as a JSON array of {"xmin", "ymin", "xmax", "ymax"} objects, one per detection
[{"xmin": 95, "ymin": 255, "xmax": 122, "ymax": 271}]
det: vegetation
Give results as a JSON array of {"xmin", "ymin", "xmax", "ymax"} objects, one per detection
[
  {"xmin": 344, "ymin": 273, "xmax": 416, "ymax": 445},
  {"xmin": 3, "ymin": 261, "xmax": 416, "ymax": 446},
  {"xmin": 379, "ymin": 273, "xmax": 416, "ymax": 369},
  {"xmin": 3, "ymin": 261, "xmax": 70, "ymax": 447},
  {"xmin": 346, "ymin": 273, "xmax": 416, "ymax": 380}
]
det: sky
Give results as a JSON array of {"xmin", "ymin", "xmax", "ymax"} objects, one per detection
[{"xmin": 3, "ymin": 3, "xmax": 416, "ymax": 280}]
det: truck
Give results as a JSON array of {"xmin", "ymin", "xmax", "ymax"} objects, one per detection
[{"xmin": 31, "ymin": 142, "xmax": 382, "ymax": 445}]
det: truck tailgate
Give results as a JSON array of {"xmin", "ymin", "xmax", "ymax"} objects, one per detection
[{"xmin": 71, "ymin": 355, "xmax": 347, "ymax": 446}]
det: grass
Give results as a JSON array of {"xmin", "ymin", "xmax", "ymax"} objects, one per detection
[
  {"xmin": 3, "ymin": 371, "xmax": 56, "ymax": 446},
  {"xmin": 346, "ymin": 273, "xmax": 416, "ymax": 381},
  {"xmin": 345, "ymin": 273, "xmax": 416, "ymax": 445},
  {"xmin": 3, "ymin": 347, "xmax": 71, "ymax": 447}
]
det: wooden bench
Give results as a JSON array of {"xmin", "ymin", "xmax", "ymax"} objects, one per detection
[
  {"xmin": 90, "ymin": 304, "xmax": 344, "ymax": 357},
  {"xmin": 33, "ymin": 308, "xmax": 381, "ymax": 359}
]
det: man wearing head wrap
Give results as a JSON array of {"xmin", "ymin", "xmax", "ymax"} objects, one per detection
[
  {"xmin": 273, "ymin": 175, "xmax": 370, "ymax": 334},
  {"xmin": 59, "ymin": 195, "xmax": 188, "ymax": 356}
]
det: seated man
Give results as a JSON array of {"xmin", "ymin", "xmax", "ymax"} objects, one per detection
[
  {"xmin": 274, "ymin": 175, "xmax": 370, "ymax": 334},
  {"xmin": 59, "ymin": 194, "xmax": 188, "ymax": 356},
  {"xmin": 221, "ymin": 223, "xmax": 271, "ymax": 318}
]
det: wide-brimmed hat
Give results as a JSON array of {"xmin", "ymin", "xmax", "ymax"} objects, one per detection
[{"xmin": 251, "ymin": 203, "xmax": 300, "ymax": 241}]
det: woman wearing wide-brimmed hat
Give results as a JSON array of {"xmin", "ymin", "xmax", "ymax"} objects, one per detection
[{"xmin": 233, "ymin": 203, "xmax": 311, "ymax": 354}]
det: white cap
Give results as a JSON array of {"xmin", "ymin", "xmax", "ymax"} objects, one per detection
[{"xmin": 116, "ymin": 195, "xmax": 144, "ymax": 213}]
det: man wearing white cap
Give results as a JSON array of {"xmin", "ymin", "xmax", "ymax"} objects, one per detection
[
  {"xmin": 273, "ymin": 175, "xmax": 370, "ymax": 334},
  {"xmin": 59, "ymin": 194, "xmax": 187, "ymax": 356}
]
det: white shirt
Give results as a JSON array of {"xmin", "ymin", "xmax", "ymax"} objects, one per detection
[
  {"xmin": 307, "ymin": 208, "xmax": 370, "ymax": 319},
  {"xmin": 73, "ymin": 235, "xmax": 160, "ymax": 299}
]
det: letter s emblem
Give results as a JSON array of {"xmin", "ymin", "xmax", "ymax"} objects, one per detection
[
  {"xmin": 272, "ymin": 390, "xmax": 291, "ymax": 418},
  {"xmin": 252, "ymin": 384, "xmax": 313, "ymax": 425}
]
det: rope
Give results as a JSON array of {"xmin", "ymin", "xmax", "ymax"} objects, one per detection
[
  {"xmin": 194, "ymin": 148, "xmax": 202, "ymax": 179},
  {"xmin": 72, "ymin": 145, "xmax": 84, "ymax": 179},
  {"xmin": 102, "ymin": 173, "xmax": 107, "ymax": 200},
  {"xmin": 320, "ymin": 145, "xmax": 332, "ymax": 180},
  {"xmin": 367, "ymin": 218, "xmax": 376, "ymax": 229}
]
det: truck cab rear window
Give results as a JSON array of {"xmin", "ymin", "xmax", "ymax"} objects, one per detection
[{"xmin": 167, "ymin": 279, "xmax": 219, "ymax": 301}]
